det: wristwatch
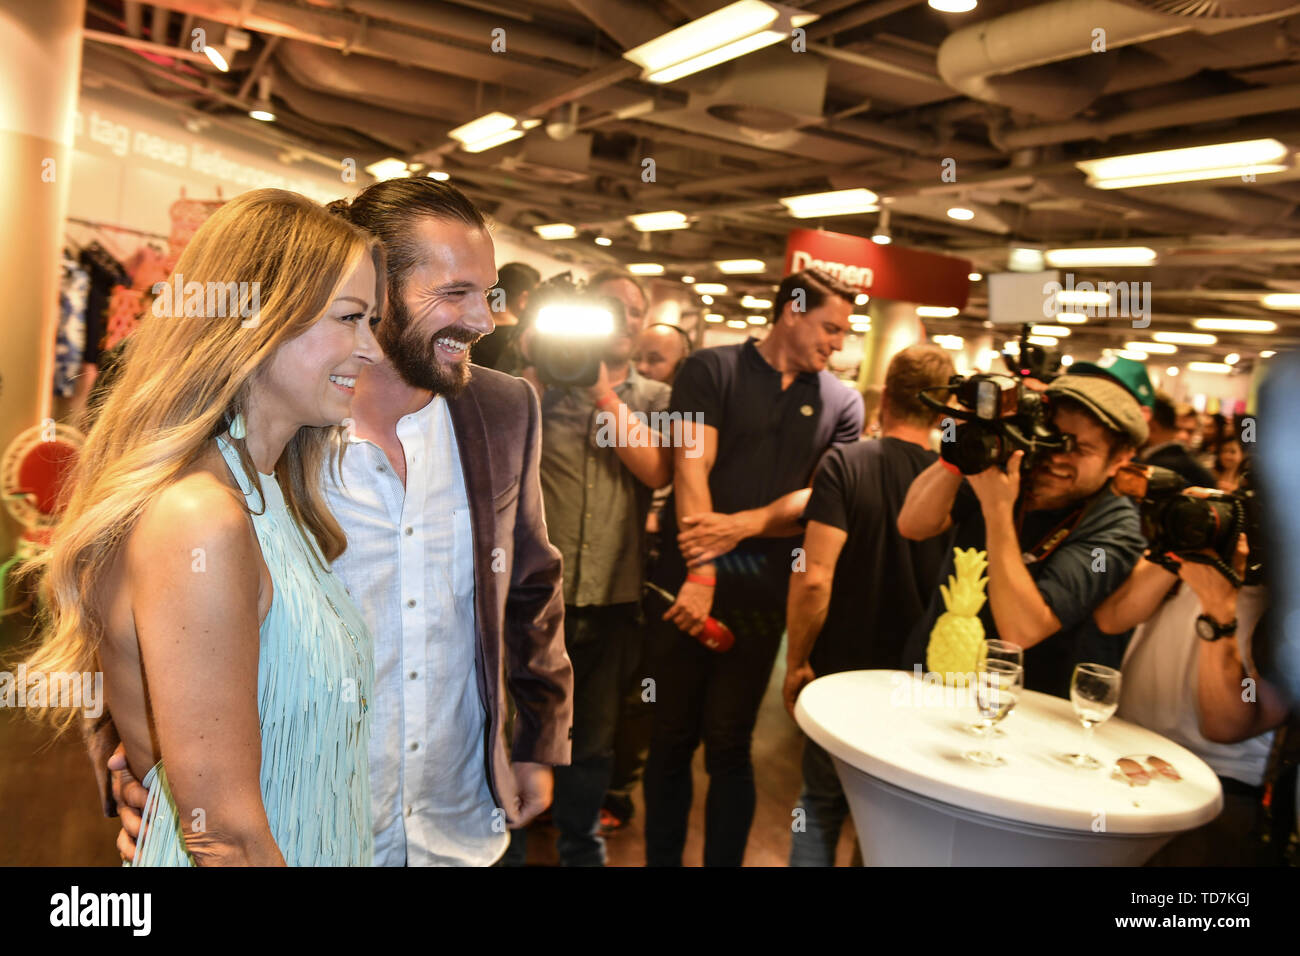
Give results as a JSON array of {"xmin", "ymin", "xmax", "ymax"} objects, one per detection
[{"xmin": 1195, "ymin": 613, "xmax": 1237, "ymax": 642}]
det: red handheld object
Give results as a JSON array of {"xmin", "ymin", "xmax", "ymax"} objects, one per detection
[{"xmin": 644, "ymin": 582, "xmax": 735, "ymax": 652}]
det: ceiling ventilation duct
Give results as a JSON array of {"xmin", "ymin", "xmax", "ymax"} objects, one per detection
[
  {"xmin": 937, "ymin": 0, "xmax": 1300, "ymax": 119},
  {"xmin": 499, "ymin": 133, "xmax": 595, "ymax": 185},
  {"xmin": 1119, "ymin": 0, "xmax": 1300, "ymax": 13}
]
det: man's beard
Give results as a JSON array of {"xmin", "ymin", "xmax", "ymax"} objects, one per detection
[{"xmin": 380, "ymin": 298, "xmax": 479, "ymax": 398}]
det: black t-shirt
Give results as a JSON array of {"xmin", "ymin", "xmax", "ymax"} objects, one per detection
[
  {"xmin": 902, "ymin": 482, "xmax": 1146, "ymax": 698},
  {"xmin": 803, "ymin": 437, "xmax": 955, "ymax": 675},
  {"xmin": 654, "ymin": 338, "xmax": 864, "ymax": 606}
]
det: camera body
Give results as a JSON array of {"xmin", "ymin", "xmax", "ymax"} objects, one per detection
[
  {"xmin": 1112, "ymin": 462, "xmax": 1261, "ymax": 585},
  {"xmin": 526, "ymin": 271, "xmax": 626, "ymax": 388},
  {"xmin": 921, "ymin": 373, "xmax": 1074, "ymax": 475}
]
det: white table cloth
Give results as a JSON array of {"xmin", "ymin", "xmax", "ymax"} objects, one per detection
[{"xmin": 795, "ymin": 670, "xmax": 1224, "ymax": 866}]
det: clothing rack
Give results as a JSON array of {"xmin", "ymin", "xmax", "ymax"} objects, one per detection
[{"xmin": 66, "ymin": 217, "xmax": 169, "ymax": 241}]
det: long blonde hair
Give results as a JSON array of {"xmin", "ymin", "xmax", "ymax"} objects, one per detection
[{"xmin": 23, "ymin": 188, "xmax": 385, "ymax": 731}]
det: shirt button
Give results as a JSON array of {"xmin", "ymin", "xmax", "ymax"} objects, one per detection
[
  {"xmin": 377, "ymin": 465, "xmax": 387, "ymax": 473},
  {"xmin": 409, "ymin": 671, "xmax": 418, "ymax": 680},
  {"xmin": 405, "ymin": 806, "xmax": 413, "ymax": 817},
  {"xmin": 409, "ymin": 742, "xmax": 419, "ymax": 751},
  {"xmin": 407, "ymin": 599, "xmax": 416, "ymax": 608},
  {"xmin": 404, "ymin": 526, "xmax": 414, "ymax": 536}
]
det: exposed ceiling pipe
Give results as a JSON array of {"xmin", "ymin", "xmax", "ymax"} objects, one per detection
[
  {"xmin": 275, "ymin": 41, "xmax": 488, "ymax": 123},
  {"xmin": 268, "ymin": 65, "xmax": 450, "ymax": 154},
  {"xmin": 936, "ymin": 0, "xmax": 1300, "ymax": 118},
  {"xmin": 564, "ymin": 0, "xmax": 677, "ymax": 49},
  {"xmin": 345, "ymin": 0, "xmax": 613, "ymax": 68},
  {"xmin": 996, "ymin": 81, "xmax": 1300, "ymax": 149},
  {"xmin": 83, "ymin": 28, "xmax": 209, "ymax": 63}
]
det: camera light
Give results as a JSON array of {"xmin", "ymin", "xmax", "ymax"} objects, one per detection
[{"xmin": 535, "ymin": 304, "xmax": 615, "ymax": 336}]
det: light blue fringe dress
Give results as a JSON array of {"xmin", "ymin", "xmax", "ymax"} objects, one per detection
[{"xmin": 132, "ymin": 437, "xmax": 374, "ymax": 866}]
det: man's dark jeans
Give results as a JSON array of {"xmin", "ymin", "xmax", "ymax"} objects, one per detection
[
  {"xmin": 504, "ymin": 602, "xmax": 641, "ymax": 866},
  {"xmin": 643, "ymin": 598, "xmax": 785, "ymax": 866}
]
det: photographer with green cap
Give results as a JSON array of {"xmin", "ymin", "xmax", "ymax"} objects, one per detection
[{"xmin": 899, "ymin": 374, "xmax": 1150, "ymax": 697}]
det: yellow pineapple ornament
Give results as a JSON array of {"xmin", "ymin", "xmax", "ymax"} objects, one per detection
[{"xmin": 926, "ymin": 547, "xmax": 989, "ymax": 686}]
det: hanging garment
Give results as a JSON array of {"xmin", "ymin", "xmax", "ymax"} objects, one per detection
[
  {"xmin": 54, "ymin": 255, "xmax": 90, "ymax": 397},
  {"xmin": 78, "ymin": 243, "xmax": 128, "ymax": 368}
]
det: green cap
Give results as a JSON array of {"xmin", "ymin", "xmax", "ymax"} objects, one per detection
[
  {"xmin": 1046, "ymin": 373, "xmax": 1149, "ymax": 448},
  {"xmin": 1068, "ymin": 354, "xmax": 1155, "ymax": 408}
]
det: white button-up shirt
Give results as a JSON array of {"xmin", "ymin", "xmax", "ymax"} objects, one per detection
[{"xmin": 325, "ymin": 395, "xmax": 508, "ymax": 866}]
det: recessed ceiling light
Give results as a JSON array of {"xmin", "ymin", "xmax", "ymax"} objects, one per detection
[
  {"xmin": 917, "ymin": 306, "xmax": 959, "ymax": 318},
  {"xmin": 1166, "ymin": 366, "xmax": 1179, "ymax": 376},
  {"xmin": 855, "ymin": 293, "xmax": 870, "ymax": 305},
  {"xmin": 628, "ymin": 210, "xmax": 690, "ymax": 231},
  {"xmin": 947, "ymin": 206, "xmax": 975, "ymax": 221},
  {"xmin": 1153, "ymin": 331, "xmax": 1216, "ymax": 345},
  {"xmin": 1057, "ymin": 313, "xmax": 1088, "ymax": 324},
  {"xmin": 705, "ymin": 313, "xmax": 724, "ymax": 323},
  {"xmin": 741, "ymin": 295, "xmax": 772, "ymax": 309},
  {"xmin": 627, "ymin": 262, "xmax": 665, "ymax": 275},
  {"xmin": 1224, "ymin": 352, "xmax": 1240, "ymax": 365},
  {"xmin": 1027, "ymin": 335, "xmax": 1059, "ymax": 347},
  {"xmin": 694, "ymin": 283, "xmax": 728, "ymax": 294},
  {"xmin": 929, "ymin": 0, "xmax": 977, "ymax": 12},
  {"xmin": 1260, "ymin": 350, "xmax": 1276, "ymax": 358},
  {"xmin": 1187, "ymin": 361, "xmax": 1233, "ymax": 374},
  {"xmin": 594, "ymin": 236, "xmax": 612, "ymax": 246},
  {"xmin": 1060, "ymin": 354, "xmax": 1074, "ymax": 366},
  {"xmin": 968, "ymin": 272, "xmax": 982, "ymax": 281},
  {"xmin": 933, "ymin": 334, "xmax": 964, "ymax": 350},
  {"xmin": 1044, "ymin": 247, "xmax": 1157, "ymax": 268},
  {"xmin": 681, "ymin": 275, "xmax": 695, "ymax": 283},
  {"xmin": 364, "ymin": 157, "xmax": 410, "ymax": 181},
  {"xmin": 1261, "ymin": 293, "xmax": 1300, "ymax": 310},
  {"xmin": 1031, "ymin": 325, "xmax": 1071, "ymax": 337},
  {"xmin": 1192, "ymin": 318, "xmax": 1277, "ymax": 333},
  {"xmin": 427, "ymin": 170, "xmax": 450, "ymax": 181},
  {"xmin": 1125, "ymin": 341, "xmax": 1177, "ymax": 354},
  {"xmin": 701, "ymin": 295, "xmax": 714, "ymax": 305},
  {"xmin": 534, "ymin": 223, "xmax": 577, "ymax": 240},
  {"xmin": 1076, "ymin": 138, "xmax": 1290, "ymax": 190},
  {"xmin": 725, "ymin": 318, "xmax": 748, "ymax": 329},
  {"xmin": 249, "ymin": 107, "xmax": 276, "ymax": 122},
  {"xmin": 779, "ymin": 187, "xmax": 879, "ymax": 219},
  {"xmin": 715, "ymin": 259, "xmax": 766, "ymax": 274},
  {"xmin": 747, "ymin": 315, "xmax": 766, "ymax": 325}
]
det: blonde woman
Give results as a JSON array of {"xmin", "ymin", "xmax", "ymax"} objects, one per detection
[{"xmin": 23, "ymin": 189, "xmax": 385, "ymax": 865}]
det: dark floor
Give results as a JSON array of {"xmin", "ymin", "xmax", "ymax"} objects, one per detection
[{"xmin": 1, "ymin": 600, "xmax": 854, "ymax": 867}]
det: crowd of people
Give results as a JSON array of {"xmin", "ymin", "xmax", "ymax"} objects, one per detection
[{"xmin": 16, "ymin": 177, "xmax": 1293, "ymax": 868}]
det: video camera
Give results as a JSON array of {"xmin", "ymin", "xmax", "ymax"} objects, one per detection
[
  {"xmin": 1112, "ymin": 461, "xmax": 1263, "ymax": 587},
  {"xmin": 920, "ymin": 373, "xmax": 1074, "ymax": 475},
  {"xmin": 524, "ymin": 271, "xmax": 626, "ymax": 388},
  {"xmin": 1003, "ymin": 323, "xmax": 1064, "ymax": 383}
]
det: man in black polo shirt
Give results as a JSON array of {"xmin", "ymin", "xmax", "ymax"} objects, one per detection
[
  {"xmin": 643, "ymin": 268, "xmax": 863, "ymax": 867},
  {"xmin": 783, "ymin": 344, "xmax": 956, "ymax": 866},
  {"xmin": 898, "ymin": 374, "xmax": 1149, "ymax": 698}
]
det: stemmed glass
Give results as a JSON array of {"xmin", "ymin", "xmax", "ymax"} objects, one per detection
[
  {"xmin": 1064, "ymin": 663, "xmax": 1121, "ymax": 770},
  {"xmin": 967, "ymin": 640, "xmax": 1024, "ymax": 738},
  {"xmin": 963, "ymin": 659, "xmax": 1024, "ymax": 767}
]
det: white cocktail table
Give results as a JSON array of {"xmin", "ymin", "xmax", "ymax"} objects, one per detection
[{"xmin": 795, "ymin": 670, "xmax": 1224, "ymax": 866}]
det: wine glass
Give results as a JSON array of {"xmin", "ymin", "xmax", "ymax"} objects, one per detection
[
  {"xmin": 963, "ymin": 659, "xmax": 1024, "ymax": 767},
  {"xmin": 1064, "ymin": 663, "xmax": 1121, "ymax": 770},
  {"xmin": 967, "ymin": 640, "xmax": 1024, "ymax": 738}
]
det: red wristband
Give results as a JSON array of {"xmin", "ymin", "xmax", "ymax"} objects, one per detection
[
  {"xmin": 595, "ymin": 391, "xmax": 619, "ymax": 410},
  {"xmin": 686, "ymin": 573, "xmax": 716, "ymax": 587},
  {"xmin": 939, "ymin": 458, "xmax": 962, "ymax": 477}
]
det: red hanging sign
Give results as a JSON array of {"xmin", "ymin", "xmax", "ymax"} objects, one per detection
[{"xmin": 783, "ymin": 227, "xmax": 972, "ymax": 309}]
